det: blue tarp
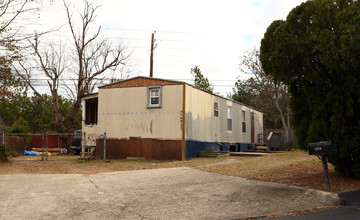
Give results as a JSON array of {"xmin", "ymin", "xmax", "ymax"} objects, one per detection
[{"xmin": 23, "ymin": 150, "xmax": 38, "ymax": 156}]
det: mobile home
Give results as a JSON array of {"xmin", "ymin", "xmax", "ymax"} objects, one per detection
[{"xmin": 82, "ymin": 76, "xmax": 263, "ymax": 160}]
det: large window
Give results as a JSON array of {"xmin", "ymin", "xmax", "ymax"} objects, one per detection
[
  {"xmin": 85, "ymin": 98, "xmax": 98, "ymax": 125},
  {"xmin": 227, "ymin": 106, "xmax": 232, "ymax": 131},
  {"xmin": 242, "ymin": 110, "xmax": 246, "ymax": 133},
  {"xmin": 147, "ymin": 86, "xmax": 162, "ymax": 108},
  {"xmin": 214, "ymin": 101, "xmax": 219, "ymax": 117}
]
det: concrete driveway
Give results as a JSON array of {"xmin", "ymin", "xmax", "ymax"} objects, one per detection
[{"xmin": 0, "ymin": 167, "xmax": 341, "ymax": 220}]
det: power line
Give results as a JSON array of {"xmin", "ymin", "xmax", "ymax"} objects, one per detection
[{"xmin": 93, "ymin": 27, "xmax": 248, "ymax": 37}]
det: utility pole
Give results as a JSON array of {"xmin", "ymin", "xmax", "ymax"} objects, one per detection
[{"xmin": 150, "ymin": 31, "xmax": 156, "ymax": 77}]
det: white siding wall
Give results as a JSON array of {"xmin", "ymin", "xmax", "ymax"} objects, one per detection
[
  {"xmin": 185, "ymin": 85, "xmax": 263, "ymax": 144},
  {"xmin": 96, "ymin": 85, "xmax": 183, "ymax": 139},
  {"xmin": 82, "ymin": 84, "xmax": 263, "ymax": 146}
]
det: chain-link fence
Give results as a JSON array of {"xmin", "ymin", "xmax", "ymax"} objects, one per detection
[{"xmin": 1, "ymin": 132, "xmax": 86, "ymax": 161}]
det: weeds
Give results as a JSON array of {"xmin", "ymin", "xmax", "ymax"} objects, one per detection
[{"xmin": 0, "ymin": 146, "xmax": 7, "ymax": 162}]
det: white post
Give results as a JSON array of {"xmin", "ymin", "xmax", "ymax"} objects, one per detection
[
  {"xmin": 103, "ymin": 132, "xmax": 107, "ymax": 160},
  {"xmin": 82, "ymin": 132, "xmax": 86, "ymax": 160}
]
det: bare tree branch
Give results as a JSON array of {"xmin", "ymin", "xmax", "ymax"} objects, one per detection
[
  {"xmin": 235, "ymin": 48, "xmax": 291, "ymax": 130},
  {"xmin": 0, "ymin": 0, "xmax": 29, "ymax": 33},
  {"xmin": 17, "ymin": 0, "xmax": 129, "ymax": 135}
]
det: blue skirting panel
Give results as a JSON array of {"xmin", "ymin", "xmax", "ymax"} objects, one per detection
[
  {"xmin": 185, "ymin": 140, "xmax": 251, "ymax": 159},
  {"xmin": 238, "ymin": 143, "xmax": 250, "ymax": 152},
  {"xmin": 185, "ymin": 140, "xmax": 220, "ymax": 159}
]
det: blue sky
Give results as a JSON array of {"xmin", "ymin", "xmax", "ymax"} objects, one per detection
[
  {"xmin": 33, "ymin": 0, "xmax": 305, "ymax": 96},
  {"xmin": 252, "ymin": 0, "xmax": 262, "ymax": 7}
]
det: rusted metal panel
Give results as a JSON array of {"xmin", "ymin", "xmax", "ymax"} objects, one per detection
[
  {"xmin": 96, "ymin": 138, "xmax": 182, "ymax": 160},
  {"xmin": 101, "ymin": 77, "xmax": 182, "ymax": 89}
]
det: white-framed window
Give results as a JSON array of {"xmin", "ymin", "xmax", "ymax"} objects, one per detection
[
  {"xmin": 147, "ymin": 86, "xmax": 162, "ymax": 108},
  {"xmin": 214, "ymin": 101, "xmax": 219, "ymax": 117},
  {"xmin": 242, "ymin": 110, "xmax": 246, "ymax": 133},
  {"xmin": 227, "ymin": 106, "xmax": 232, "ymax": 131}
]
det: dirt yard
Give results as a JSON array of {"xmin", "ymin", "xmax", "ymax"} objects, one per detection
[{"xmin": 1, "ymin": 150, "xmax": 359, "ymax": 193}]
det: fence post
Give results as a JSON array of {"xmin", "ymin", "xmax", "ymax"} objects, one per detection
[
  {"xmin": 103, "ymin": 132, "xmax": 107, "ymax": 160},
  {"xmin": 82, "ymin": 132, "xmax": 86, "ymax": 160},
  {"xmin": 46, "ymin": 133, "xmax": 48, "ymax": 148},
  {"xmin": 4, "ymin": 132, "xmax": 7, "ymax": 151}
]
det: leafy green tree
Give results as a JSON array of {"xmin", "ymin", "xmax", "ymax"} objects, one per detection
[
  {"xmin": 0, "ymin": 93, "xmax": 26, "ymax": 128},
  {"xmin": 21, "ymin": 94, "xmax": 79, "ymax": 133},
  {"xmin": 191, "ymin": 65, "xmax": 214, "ymax": 93},
  {"xmin": 0, "ymin": 59, "xmax": 26, "ymax": 102},
  {"xmin": 260, "ymin": 0, "xmax": 360, "ymax": 177},
  {"xmin": 0, "ymin": 117, "xmax": 7, "ymax": 132},
  {"xmin": 9, "ymin": 117, "xmax": 30, "ymax": 134},
  {"xmin": 0, "ymin": 94, "xmax": 80, "ymax": 133}
]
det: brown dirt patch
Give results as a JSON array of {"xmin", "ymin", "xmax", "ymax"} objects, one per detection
[
  {"xmin": 1, "ymin": 150, "xmax": 360, "ymax": 193},
  {"xmin": 197, "ymin": 151, "xmax": 360, "ymax": 194}
]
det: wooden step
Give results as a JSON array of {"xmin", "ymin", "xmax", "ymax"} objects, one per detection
[
  {"xmin": 256, "ymin": 146, "xmax": 268, "ymax": 151},
  {"xmin": 230, "ymin": 152, "xmax": 267, "ymax": 157},
  {"xmin": 31, "ymin": 148, "xmax": 62, "ymax": 152},
  {"xmin": 198, "ymin": 151, "xmax": 230, "ymax": 158}
]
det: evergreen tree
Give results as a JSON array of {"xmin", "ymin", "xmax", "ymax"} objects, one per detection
[
  {"xmin": 191, "ymin": 65, "xmax": 214, "ymax": 93},
  {"xmin": 260, "ymin": 0, "xmax": 360, "ymax": 177},
  {"xmin": 9, "ymin": 117, "xmax": 30, "ymax": 134}
]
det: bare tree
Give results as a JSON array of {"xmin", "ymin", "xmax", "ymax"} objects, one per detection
[
  {"xmin": 0, "ymin": 0, "xmax": 34, "ymax": 57},
  {"xmin": 0, "ymin": 0, "xmax": 38, "ymax": 101},
  {"xmin": 231, "ymin": 48, "xmax": 291, "ymax": 130},
  {"xmin": 15, "ymin": 0, "xmax": 129, "ymax": 139}
]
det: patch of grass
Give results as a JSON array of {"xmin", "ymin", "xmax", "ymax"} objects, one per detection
[
  {"xmin": 205, "ymin": 147, "xmax": 215, "ymax": 152},
  {"xmin": 6, "ymin": 151, "xmax": 21, "ymax": 158},
  {"xmin": 290, "ymin": 158, "xmax": 321, "ymax": 166}
]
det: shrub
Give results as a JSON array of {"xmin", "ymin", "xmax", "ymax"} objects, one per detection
[
  {"xmin": 0, "ymin": 146, "xmax": 7, "ymax": 162},
  {"xmin": 9, "ymin": 117, "xmax": 30, "ymax": 134}
]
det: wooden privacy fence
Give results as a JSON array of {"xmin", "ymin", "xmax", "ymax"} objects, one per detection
[
  {"xmin": 7, "ymin": 136, "xmax": 28, "ymax": 152},
  {"xmin": 261, "ymin": 129, "xmax": 297, "ymax": 151},
  {"xmin": 2, "ymin": 132, "xmax": 74, "ymax": 153}
]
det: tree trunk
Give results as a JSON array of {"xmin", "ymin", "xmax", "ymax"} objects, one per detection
[
  {"xmin": 275, "ymin": 94, "xmax": 289, "ymax": 130},
  {"xmin": 60, "ymin": 134, "xmax": 70, "ymax": 151}
]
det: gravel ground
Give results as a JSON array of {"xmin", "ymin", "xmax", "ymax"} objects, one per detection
[{"xmin": 0, "ymin": 167, "xmax": 342, "ymax": 220}]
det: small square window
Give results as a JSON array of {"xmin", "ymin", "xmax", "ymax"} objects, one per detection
[
  {"xmin": 214, "ymin": 101, "xmax": 219, "ymax": 117},
  {"xmin": 147, "ymin": 86, "xmax": 162, "ymax": 108}
]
